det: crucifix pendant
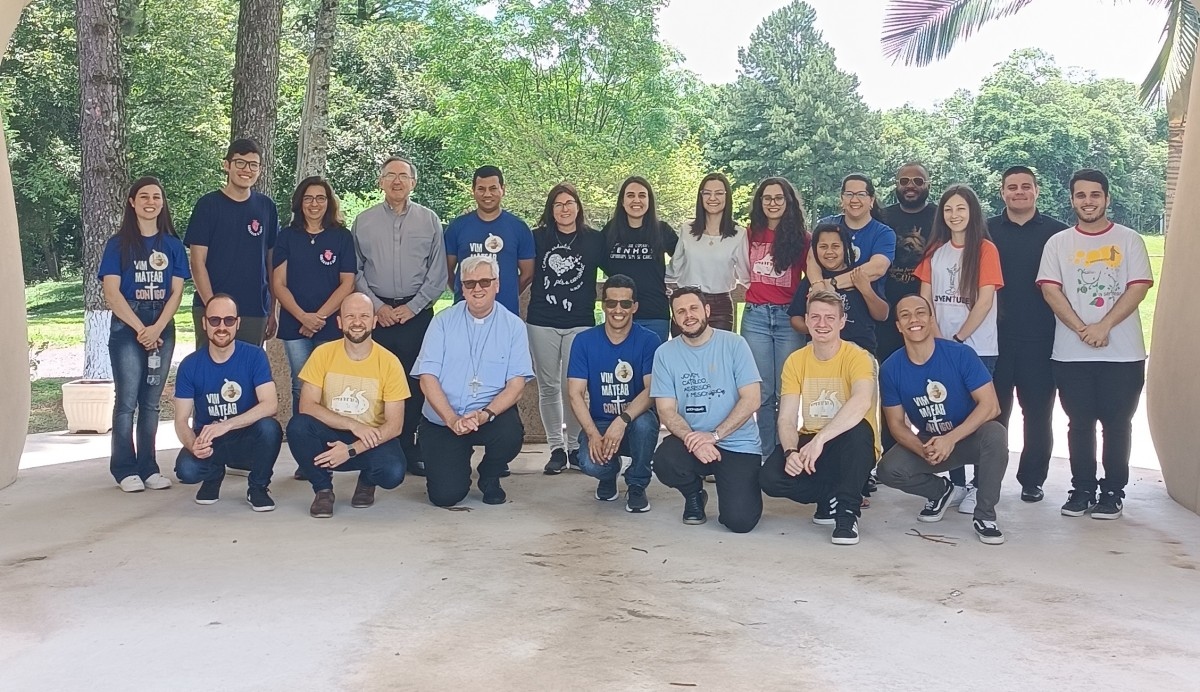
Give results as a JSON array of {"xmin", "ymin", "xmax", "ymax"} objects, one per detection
[{"xmin": 470, "ymin": 376, "xmax": 482, "ymax": 395}]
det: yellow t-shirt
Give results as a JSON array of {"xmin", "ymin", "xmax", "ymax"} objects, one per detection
[
  {"xmin": 780, "ymin": 341, "xmax": 878, "ymax": 441},
  {"xmin": 298, "ymin": 341, "xmax": 410, "ymax": 428}
]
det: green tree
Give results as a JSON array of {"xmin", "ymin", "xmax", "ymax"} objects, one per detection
[{"xmin": 876, "ymin": 99, "xmax": 993, "ymax": 208}]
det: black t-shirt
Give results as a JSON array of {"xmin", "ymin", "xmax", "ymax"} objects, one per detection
[
  {"xmin": 788, "ymin": 276, "xmax": 876, "ymax": 354},
  {"xmin": 877, "ymin": 203, "xmax": 936, "ymax": 357},
  {"xmin": 988, "ymin": 210, "xmax": 1069, "ymax": 342},
  {"xmin": 527, "ymin": 226, "xmax": 606, "ymax": 328},
  {"xmin": 600, "ymin": 220, "xmax": 679, "ymax": 321}
]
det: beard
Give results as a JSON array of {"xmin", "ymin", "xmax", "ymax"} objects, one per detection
[
  {"xmin": 680, "ymin": 316, "xmax": 709, "ymax": 339},
  {"xmin": 344, "ymin": 328, "xmax": 372, "ymax": 344},
  {"xmin": 899, "ymin": 188, "xmax": 929, "ymax": 209}
]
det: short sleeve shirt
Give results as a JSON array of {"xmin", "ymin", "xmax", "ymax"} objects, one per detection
[
  {"xmin": 444, "ymin": 210, "xmax": 535, "ymax": 315},
  {"xmin": 914, "ymin": 240, "xmax": 1005, "ymax": 357},
  {"xmin": 174, "ymin": 341, "xmax": 274, "ymax": 432},
  {"xmin": 819, "ymin": 215, "xmax": 896, "ymax": 297},
  {"xmin": 272, "ymin": 226, "xmax": 357, "ymax": 341},
  {"xmin": 567, "ymin": 324, "xmax": 661, "ymax": 423},
  {"xmin": 98, "ymin": 234, "xmax": 191, "ymax": 304},
  {"xmin": 745, "ymin": 226, "xmax": 805, "ymax": 306},
  {"xmin": 788, "ymin": 276, "xmax": 876, "ymax": 354},
  {"xmin": 298, "ymin": 341, "xmax": 410, "ymax": 428},
  {"xmin": 527, "ymin": 226, "xmax": 605, "ymax": 329},
  {"xmin": 780, "ymin": 341, "xmax": 877, "ymax": 437},
  {"xmin": 185, "ymin": 190, "xmax": 279, "ymax": 317},
  {"xmin": 880, "ymin": 339, "xmax": 992, "ymax": 436}
]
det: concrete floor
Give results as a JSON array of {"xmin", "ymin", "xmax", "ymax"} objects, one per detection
[{"xmin": 3, "ymin": 424, "xmax": 1199, "ymax": 691}]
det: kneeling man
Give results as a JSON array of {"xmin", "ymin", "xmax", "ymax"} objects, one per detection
[
  {"xmin": 287, "ymin": 292, "xmax": 409, "ymax": 518},
  {"xmin": 877, "ymin": 295, "xmax": 1009, "ymax": 544},
  {"xmin": 759, "ymin": 290, "xmax": 877, "ymax": 545}
]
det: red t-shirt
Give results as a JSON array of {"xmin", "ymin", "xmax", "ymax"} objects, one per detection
[{"xmin": 746, "ymin": 227, "xmax": 806, "ymax": 305}]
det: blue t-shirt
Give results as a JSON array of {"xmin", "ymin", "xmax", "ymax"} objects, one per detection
[
  {"xmin": 185, "ymin": 190, "xmax": 279, "ymax": 317},
  {"xmin": 788, "ymin": 276, "xmax": 876, "ymax": 354},
  {"xmin": 818, "ymin": 215, "xmax": 896, "ymax": 297},
  {"xmin": 444, "ymin": 210, "xmax": 535, "ymax": 315},
  {"xmin": 174, "ymin": 341, "xmax": 274, "ymax": 432},
  {"xmin": 880, "ymin": 338, "xmax": 992, "ymax": 436},
  {"xmin": 97, "ymin": 234, "xmax": 191, "ymax": 304},
  {"xmin": 272, "ymin": 225, "xmax": 356, "ymax": 341},
  {"xmin": 567, "ymin": 324, "xmax": 661, "ymax": 423},
  {"xmin": 650, "ymin": 329, "xmax": 762, "ymax": 455}
]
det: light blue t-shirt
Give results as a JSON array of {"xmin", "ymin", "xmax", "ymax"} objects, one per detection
[
  {"xmin": 650, "ymin": 329, "xmax": 762, "ymax": 455},
  {"xmin": 412, "ymin": 301, "xmax": 535, "ymax": 425},
  {"xmin": 444, "ymin": 209, "xmax": 535, "ymax": 315}
]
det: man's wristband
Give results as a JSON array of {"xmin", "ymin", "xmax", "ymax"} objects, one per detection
[
  {"xmin": 785, "ymin": 448, "xmax": 799, "ymax": 457},
  {"xmin": 619, "ymin": 412, "xmax": 633, "ymax": 424},
  {"xmin": 953, "ymin": 334, "xmax": 965, "ymax": 343},
  {"xmin": 482, "ymin": 407, "xmax": 497, "ymax": 423}
]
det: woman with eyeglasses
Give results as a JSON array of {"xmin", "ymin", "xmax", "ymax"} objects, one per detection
[
  {"xmin": 810, "ymin": 174, "xmax": 897, "ymax": 313},
  {"xmin": 100, "ymin": 176, "xmax": 191, "ymax": 493},
  {"xmin": 271, "ymin": 177, "xmax": 356, "ymax": 427},
  {"xmin": 742, "ymin": 177, "xmax": 810, "ymax": 456},
  {"xmin": 600, "ymin": 176, "xmax": 679, "ymax": 344},
  {"xmin": 527, "ymin": 183, "xmax": 606, "ymax": 474},
  {"xmin": 666, "ymin": 173, "xmax": 749, "ymax": 332}
]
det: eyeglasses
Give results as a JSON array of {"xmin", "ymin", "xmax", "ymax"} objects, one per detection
[
  {"xmin": 761, "ymin": 195, "xmax": 786, "ymax": 205},
  {"xmin": 897, "ymin": 177, "xmax": 926, "ymax": 186},
  {"xmin": 229, "ymin": 159, "xmax": 261, "ymax": 171},
  {"xmin": 205, "ymin": 316, "xmax": 238, "ymax": 327},
  {"xmin": 603, "ymin": 299, "xmax": 634, "ymax": 309},
  {"xmin": 381, "ymin": 172, "xmax": 412, "ymax": 182},
  {"xmin": 700, "ymin": 191, "xmax": 727, "ymax": 199},
  {"xmin": 841, "ymin": 191, "xmax": 872, "ymax": 199},
  {"xmin": 302, "ymin": 195, "xmax": 328, "ymax": 204},
  {"xmin": 553, "ymin": 201, "xmax": 577, "ymax": 210},
  {"xmin": 462, "ymin": 278, "xmax": 495, "ymax": 289}
]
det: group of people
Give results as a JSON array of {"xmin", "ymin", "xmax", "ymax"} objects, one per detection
[{"xmin": 100, "ymin": 138, "xmax": 1154, "ymax": 544}]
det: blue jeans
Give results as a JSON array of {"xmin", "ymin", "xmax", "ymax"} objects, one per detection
[
  {"xmin": 286, "ymin": 413, "xmax": 406, "ymax": 492},
  {"xmin": 108, "ymin": 304, "xmax": 175, "ymax": 482},
  {"xmin": 174, "ymin": 418, "xmax": 283, "ymax": 489},
  {"xmin": 282, "ymin": 337, "xmax": 335, "ymax": 413},
  {"xmin": 740, "ymin": 302, "xmax": 805, "ymax": 456},
  {"xmin": 636, "ymin": 318, "xmax": 670, "ymax": 346},
  {"xmin": 576, "ymin": 410, "xmax": 660, "ymax": 489}
]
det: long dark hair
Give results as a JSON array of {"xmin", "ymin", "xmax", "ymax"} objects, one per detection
[
  {"xmin": 690, "ymin": 172, "xmax": 736, "ymax": 240},
  {"xmin": 538, "ymin": 182, "xmax": 587, "ymax": 232},
  {"xmin": 925, "ymin": 184, "xmax": 990, "ymax": 307},
  {"xmin": 811, "ymin": 223, "xmax": 854, "ymax": 278},
  {"xmin": 606, "ymin": 176, "xmax": 664, "ymax": 255},
  {"xmin": 117, "ymin": 176, "xmax": 176, "ymax": 270},
  {"xmin": 841, "ymin": 173, "xmax": 887, "ymax": 223},
  {"xmin": 749, "ymin": 177, "xmax": 808, "ymax": 275},
  {"xmin": 288, "ymin": 176, "xmax": 345, "ymax": 230}
]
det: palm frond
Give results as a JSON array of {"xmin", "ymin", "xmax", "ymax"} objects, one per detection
[
  {"xmin": 1140, "ymin": 0, "xmax": 1199, "ymax": 103},
  {"xmin": 881, "ymin": 0, "xmax": 1036, "ymax": 66}
]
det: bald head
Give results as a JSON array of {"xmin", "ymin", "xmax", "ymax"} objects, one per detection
[{"xmin": 340, "ymin": 292, "xmax": 374, "ymax": 317}]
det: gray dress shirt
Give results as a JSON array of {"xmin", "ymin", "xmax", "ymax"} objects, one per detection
[{"xmin": 352, "ymin": 200, "xmax": 447, "ymax": 313}]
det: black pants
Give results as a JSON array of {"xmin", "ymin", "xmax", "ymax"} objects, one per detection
[
  {"xmin": 374, "ymin": 306, "xmax": 434, "ymax": 463},
  {"xmin": 418, "ymin": 408, "xmax": 524, "ymax": 507},
  {"xmin": 652, "ymin": 435, "xmax": 762, "ymax": 533},
  {"xmin": 994, "ymin": 338, "xmax": 1056, "ymax": 488},
  {"xmin": 759, "ymin": 420, "xmax": 875, "ymax": 517},
  {"xmin": 1052, "ymin": 360, "xmax": 1144, "ymax": 496}
]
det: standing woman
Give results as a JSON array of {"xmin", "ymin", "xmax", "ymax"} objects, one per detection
[
  {"xmin": 811, "ymin": 174, "xmax": 896, "ymax": 307},
  {"xmin": 742, "ymin": 177, "xmax": 809, "ymax": 456},
  {"xmin": 528, "ymin": 183, "xmax": 606, "ymax": 475},
  {"xmin": 600, "ymin": 176, "xmax": 679, "ymax": 344},
  {"xmin": 271, "ymin": 176, "xmax": 356, "ymax": 416},
  {"xmin": 100, "ymin": 176, "xmax": 191, "ymax": 492},
  {"xmin": 666, "ymin": 172, "xmax": 749, "ymax": 332}
]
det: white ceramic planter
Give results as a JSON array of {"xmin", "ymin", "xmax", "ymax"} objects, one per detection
[{"xmin": 61, "ymin": 379, "xmax": 115, "ymax": 434}]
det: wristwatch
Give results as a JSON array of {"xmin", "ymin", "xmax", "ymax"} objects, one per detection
[
  {"xmin": 712, "ymin": 431, "xmax": 721, "ymax": 442},
  {"xmin": 482, "ymin": 407, "xmax": 497, "ymax": 423},
  {"xmin": 785, "ymin": 448, "xmax": 799, "ymax": 457},
  {"xmin": 619, "ymin": 412, "xmax": 633, "ymax": 424},
  {"xmin": 346, "ymin": 444, "xmax": 358, "ymax": 459}
]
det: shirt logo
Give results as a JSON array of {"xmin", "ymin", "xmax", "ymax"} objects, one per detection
[
  {"xmin": 484, "ymin": 233, "xmax": 504, "ymax": 253},
  {"xmin": 614, "ymin": 359, "xmax": 633, "ymax": 384},
  {"xmin": 331, "ymin": 387, "xmax": 370, "ymax": 415},
  {"xmin": 926, "ymin": 379, "xmax": 947, "ymax": 404},
  {"xmin": 320, "ymin": 249, "xmax": 337, "ymax": 266},
  {"xmin": 221, "ymin": 380, "xmax": 242, "ymax": 403},
  {"xmin": 809, "ymin": 389, "xmax": 843, "ymax": 419},
  {"xmin": 247, "ymin": 219, "xmax": 263, "ymax": 237},
  {"xmin": 148, "ymin": 251, "xmax": 168, "ymax": 271}
]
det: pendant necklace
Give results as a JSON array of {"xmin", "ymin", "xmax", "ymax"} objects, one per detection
[{"xmin": 466, "ymin": 308, "xmax": 498, "ymax": 396}]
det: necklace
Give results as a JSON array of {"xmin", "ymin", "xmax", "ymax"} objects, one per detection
[
  {"xmin": 465, "ymin": 307, "xmax": 498, "ymax": 396},
  {"xmin": 307, "ymin": 227, "xmax": 324, "ymax": 245},
  {"xmin": 555, "ymin": 228, "xmax": 578, "ymax": 249}
]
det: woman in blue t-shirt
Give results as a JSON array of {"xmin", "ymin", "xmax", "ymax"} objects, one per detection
[
  {"xmin": 99, "ymin": 176, "xmax": 191, "ymax": 493},
  {"xmin": 811, "ymin": 174, "xmax": 896, "ymax": 300},
  {"xmin": 270, "ymin": 176, "xmax": 356, "ymax": 419}
]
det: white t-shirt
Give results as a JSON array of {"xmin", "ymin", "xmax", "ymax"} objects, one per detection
[
  {"xmin": 915, "ymin": 240, "xmax": 1004, "ymax": 357},
  {"xmin": 665, "ymin": 222, "xmax": 749, "ymax": 293},
  {"xmin": 1036, "ymin": 223, "xmax": 1153, "ymax": 362}
]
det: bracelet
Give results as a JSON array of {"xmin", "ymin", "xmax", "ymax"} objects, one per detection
[
  {"xmin": 953, "ymin": 334, "xmax": 965, "ymax": 343},
  {"xmin": 712, "ymin": 431, "xmax": 721, "ymax": 442},
  {"xmin": 785, "ymin": 448, "xmax": 799, "ymax": 457},
  {"xmin": 482, "ymin": 407, "xmax": 497, "ymax": 423},
  {"xmin": 619, "ymin": 412, "xmax": 633, "ymax": 424}
]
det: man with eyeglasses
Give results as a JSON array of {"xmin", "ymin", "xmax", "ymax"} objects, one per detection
[
  {"xmin": 412, "ymin": 254, "xmax": 534, "ymax": 507},
  {"xmin": 186, "ymin": 138, "xmax": 280, "ymax": 347},
  {"xmin": 173, "ymin": 294, "xmax": 283, "ymax": 511},
  {"xmin": 879, "ymin": 162, "xmax": 936, "ymax": 362},
  {"xmin": 351, "ymin": 155, "xmax": 447, "ymax": 476},
  {"xmin": 444, "ymin": 165, "xmax": 535, "ymax": 316},
  {"xmin": 286, "ymin": 293, "xmax": 411, "ymax": 518},
  {"xmin": 566, "ymin": 274, "xmax": 662, "ymax": 512}
]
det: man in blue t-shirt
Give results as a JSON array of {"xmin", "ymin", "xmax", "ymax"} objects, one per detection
[
  {"xmin": 877, "ymin": 295, "xmax": 1009, "ymax": 545},
  {"xmin": 444, "ymin": 165, "xmax": 535, "ymax": 315},
  {"xmin": 173, "ymin": 294, "xmax": 283, "ymax": 511},
  {"xmin": 567, "ymin": 274, "xmax": 662, "ymax": 513},
  {"xmin": 185, "ymin": 138, "xmax": 280, "ymax": 347},
  {"xmin": 651, "ymin": 287, "xmax": 763, "ymax": 533}
]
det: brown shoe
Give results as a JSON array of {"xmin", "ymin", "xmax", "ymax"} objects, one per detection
[
  {"xmin": 310, "ymin": 489, "xmax": 335, "ymax": 518},
  {"xmin": 293, "ymin": 468, "xmax": 306, "ymax": 481},
  {"xmin": 351, "ymin": 479, "xmax": 376, "ymax": 508}
]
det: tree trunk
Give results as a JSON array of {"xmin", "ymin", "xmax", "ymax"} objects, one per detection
[
  {"xmin": 231, "ymin": 0, "xmax": 283, "ymax": 198},
  {"xmin": 294, "ymin": 0, "xmax": 338, "ymax": 181},
  {"xmin": 1165, "ymin": 63, "xmax": 1191, "ymax": 234},
  {"xmin": 77, "ymin": 0, "xmax": 128, "ymax": 381}
]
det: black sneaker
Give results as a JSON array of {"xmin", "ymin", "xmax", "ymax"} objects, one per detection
[
  {"xmin": 567, "ymin": 449, "xmax": 581, "ymax": 471},
  {"xmin": 195, "ymin": 479, "xmax": 221, "ymax": 505},
  {"xmin": 682, "ymin": 488, "xmax": 708, "ymax": 525},
  {"xmin": 1061, "ymin": 490, "xmax": 1096, "ymax": 517},
  {"xmin": 863, "ymin": 474, "xmax": 878, "ymax": 496},
  {"xmin": 596, "ymin": 477, "xmax": 619, "ymax": 501},
  {"xmin": 480, "ymin": 477, "xmax": 507, "ymax": 505},
  {"xmin": 832, "ymin": 513, "xmax": 859, "ymax": 545},
  {"xmin": 918, "ymin": 479, "xmax": 954, "ymax": 523},
  {"xmin": 246, "ymin": 486, "xmax": 275, "ymax": 512},
  {"xmin": 973, "ymin": 518, "xmax": 1005, "ymax": 544},
  {"xmin": 812, "ymin": 497, "xmax": 837, "ymax": 526},
  {"xmin": 1021, "ymin": 485, "xmax": 1044, "ymax": 503},
  {"xmin": 543, "ymin": 449, "xmax": 568, "ymax": 475},
  {"xmin": 1091, "ymin": 491, "xmax": 1123, "ymax": 520},
  {"xmin": 408, "ymin": 458, "xmax": 427, "ymax": 477},
  {"xmin": 499, "ymin": 467, "xmax": 511, "ymax": 478},
  {"xmin": 626, "ymin": 485, "xmax": 650, "ymax": 513}
]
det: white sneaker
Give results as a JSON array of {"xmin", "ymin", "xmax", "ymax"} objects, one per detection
[
  {"xmin": 118, "ymin": 475, "xmax": 145, "ymax": 493},
  {"xmin": 958, "ymin": 485, "xmax": 978, "ymax": 514},
  {"xmin": 143, "ymin": 473, "xmax": 172, "ymax": 490},
  {"xmin": 947, "ymin": 485, "xmax": 968, "ymax": 508}
]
